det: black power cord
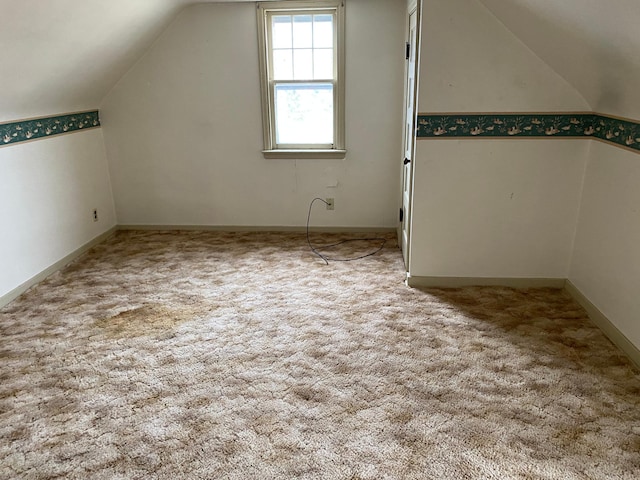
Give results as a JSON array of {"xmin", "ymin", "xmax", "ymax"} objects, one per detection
[{"xmin": 306, "ymin": 197, "xmax": 387, "ymax": 265}]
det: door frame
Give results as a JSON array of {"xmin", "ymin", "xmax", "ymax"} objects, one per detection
[{"xmin": 398, "ymin": 0, "xmax": 421, "ymax": 272}]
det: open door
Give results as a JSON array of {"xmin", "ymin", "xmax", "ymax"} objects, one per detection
[{"xmin": 399, "ymin": 4, "xmax": 419, "ymax": 270}]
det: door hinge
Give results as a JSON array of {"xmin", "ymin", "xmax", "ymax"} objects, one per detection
[
  {"xmin": 405, "ymin": 42, "xmax": 410, "ymax": 60},
  {"xmin": 399, "ymin": 208, "xmax": 404, "ymax": 222}
]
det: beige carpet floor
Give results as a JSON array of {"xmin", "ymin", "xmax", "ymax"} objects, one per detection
[{"xmin": 1, "ymin": 230, "xmax": 639, "ymax": 479}]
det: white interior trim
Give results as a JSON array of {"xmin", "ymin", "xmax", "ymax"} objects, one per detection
[
  {"xmin": 4, "ymin": 227, "xmax": 638, "ymax": 372},
  {"xmin": 0, "ymin": 224, "xmax": 393, "ymax": 308},
  {"xmin": 407, "ymin": 275, "xmax": 567, "ymax": 289},
  {"xmin": 117, "ymin": 224, "xmax": 396, "ymax": 233},
  {"xmin": 256, "ymin": 0, "xmax": 346, "ymax": 154},
  {"xmin": 262, "ymin": 149, "xmax": 347, "ymax": 159},
  {"xmin": 565, "ymin": 280, "xmax": 640, "ymax": 370},
  {"xmin": 0, "ymin": 227, "xmax": 117, "ymax": 309}
]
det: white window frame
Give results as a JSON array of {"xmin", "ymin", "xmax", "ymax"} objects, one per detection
[{"xmin": 257, "ymin": 0, "xmax": 346, "ymax": 159}]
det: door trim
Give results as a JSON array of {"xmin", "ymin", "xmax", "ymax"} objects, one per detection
[{"xmin": 398, "ymin": 1, "xmax": 421, "ymax": 271}]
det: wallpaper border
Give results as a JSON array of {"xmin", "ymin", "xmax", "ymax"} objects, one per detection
[
  {"xmin": 416, "ymin": 112, "xmax": 640, "ymax": 153},
  {"xmin": 0, "ymin": 110, "xmax": 100, "ymax": 147}
]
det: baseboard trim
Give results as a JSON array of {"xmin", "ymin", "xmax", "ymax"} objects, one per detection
[
  {"xmin": 1, "ymin": 224, "xmax": 393, "ymax": 308},
  {"xmin": 3, "ymin": 230, "xmax": 638, "ymax": 370},
  {"xmin": 0, "ymin": 226, "xmax": 117, "ymax": 309},
  {"xmin": 117, "ymin": 224, "xmax": 397, "ymax": 234},
  {"xmin": 406, "ymin": 275, "xmax": 567, "ymax": 289},
  {"xmin": 565, "ymin": 280, "xmax": 640, "ymax": 369}
]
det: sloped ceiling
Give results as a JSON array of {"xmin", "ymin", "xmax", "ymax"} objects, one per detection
[
  {"xmin": 0, "ymin": 0, "xmax": 252, "ymax": 122},
  {"xmin": 3, "ymin": 0, "xmax": 640, "ymax": 121},
  {"xmin": 478, "ymin": 0, "xmax": 640, "ymax": 119}
]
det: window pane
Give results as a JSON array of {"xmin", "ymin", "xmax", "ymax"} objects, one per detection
[
  {"xmin": 293, "ymin": 49, "xmax": 313, "ymax": 80},
  {"xmin": 273, "ymin": 50, "xmax": 293, "ymax": 79},
  {"xmin": 313, "ymin": 14, "xmax": 333, "ymax": 48},
  {"xmin": 313, "ymin": 49, "xmax": 333, "ymax": 79},
  {"xmin": 272, "ymin": 15, "xmax": 292, "ymax": 49},
  {"xmin": 292, "ymin": 15, "xmax": 312, "ymax": 48},
  {"xmin": 274, "ymin": 83, "xmax": 334, "ymax": 145}
]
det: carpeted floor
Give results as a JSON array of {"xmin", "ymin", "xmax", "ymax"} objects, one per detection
[{"xmin": 1, "ymin": 231, "xmax": 639, "ymax": 479}]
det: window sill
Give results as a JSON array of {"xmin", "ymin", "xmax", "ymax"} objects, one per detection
[{"xmin": 262, "ymin": 149, "xmax": 347, "ymax": 159}]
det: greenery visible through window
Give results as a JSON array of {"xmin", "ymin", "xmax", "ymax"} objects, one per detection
[{"xmin": 257, "ymin": 1, "xmax": 345, "ymax": 158}]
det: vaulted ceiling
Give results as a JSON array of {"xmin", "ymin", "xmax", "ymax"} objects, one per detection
[
  {"xmin": 0, "ymin": 0, "xmax": 197, "ymax": 121},
  {"xmin": 478, "ymin": 0, "xmax": 640, "ymax": 119},
  {"xmin": 2, "ymin": 0, "xmax": 639, "ymax": 121}
]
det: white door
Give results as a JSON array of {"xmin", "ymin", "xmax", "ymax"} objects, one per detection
[{"xmin": 400, "ymin": 8, "xmax": 418, "ymax": 269}]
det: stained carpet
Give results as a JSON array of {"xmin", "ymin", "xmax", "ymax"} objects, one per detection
[{"xmin": 1, "ymin": 231, "xmax": 639, "ymax": 479}]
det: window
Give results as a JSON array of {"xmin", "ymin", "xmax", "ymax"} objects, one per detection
[{"xmin": 257, "ymin": 1, "xmax": 345, "ymax": 158}]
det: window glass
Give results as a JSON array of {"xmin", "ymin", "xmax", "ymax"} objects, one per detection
[
  {"xmin": 292, "ymin": 15, "xmax": 313, "ymax": 48},
  {"xmin": 273, "ymin": 50, "xmax": 293, "ymax": 79},
  {"xmin": 313, "ymin": 49, "xmax": 333, "ymax": 79},
  {"xmin": 293, "ymin": 49, "xmax": 313, "ymax": 80},
  {"xmin": 272, "ymin": 16, "xmax": 292, "ymax": 49},
  {"xmin": 313, "ymin": 15, "xmax": 333, "ymax": 48},
  {"xmin": 275, "ymin": 84, "xmax": 334, "ymax": 145}
]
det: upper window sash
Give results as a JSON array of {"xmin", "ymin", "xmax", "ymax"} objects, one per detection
[{"xmin": 266, "ymin": 9, "xmax": 337, "ymax": 82}]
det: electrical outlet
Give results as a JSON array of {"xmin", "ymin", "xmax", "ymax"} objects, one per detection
[
  {"xmin": 326, "ymin": 198, "xmax": 334, "ymax": 210},
  {"xmin": 92, "ymin": 209, "xmax": 98, "ymax": 222}
]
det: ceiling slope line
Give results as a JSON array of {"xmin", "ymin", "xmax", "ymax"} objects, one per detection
[{"xmin": 474, "ymin": 0, "xmax": 592, "ymax": 110}]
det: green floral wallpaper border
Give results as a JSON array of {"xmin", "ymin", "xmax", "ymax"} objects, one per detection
[
  {"xmin": 417, "ymin": 113, "xmax": 640, "ymax": 152},
  {"xmin": 0, "ymin": 111, "xmax": 100, "ymax": 147}
]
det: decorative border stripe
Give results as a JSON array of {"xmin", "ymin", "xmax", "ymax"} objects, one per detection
[
  {"xmin": 0, "ymin": 111, "xmax": 100, "ymax": 147},
  {"xmin": 593, "ymin": 114, "xmax": 640, "ymax": 151},
  {"xmin": 417, "ymin": 113, "xmax": 640, "ymax": 152}
]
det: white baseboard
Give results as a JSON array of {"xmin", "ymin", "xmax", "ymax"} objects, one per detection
[
  {"xmin": 565, "ymin": 280, "xmax": 640, "ymax": 370},
  {"xmin": 4, "ymin": 228, "xmax": 637, "ymax": 372},
  {"xmin": 406, "ymin": 275, "xmax": 639, "ymax": 368},
  {"xmin": 1, "ymin": 225, "xmax": 393, "ymax": 308},
  {"xmin": 0, "ymin": 227, "xmax": 117, "ymax": 309},
  {"xmin": 406, "ymin": 275, "xmax": 567, "ymax": 289},
  {"xmin": 117, "ymin": 224, "xmax": 397, "ymax": 234}
]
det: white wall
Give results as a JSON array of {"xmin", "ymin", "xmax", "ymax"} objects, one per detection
[
  {"xmin": 569, "ymin": 141, "xmax": 640, "ymax": 347},
  {"xmin": 417, "ymin": 0, "xmax": 590, "ymax": 113},
  {"xmin": 0, "ymin": 130, "xmax": 116, "ymax": 299},
  {"xmin": 101, "ymin": 0, "xmax": 405, "ymax": 228},
  {"xmin": 409, "ymin": 0, "xmax": 589, "ymax": 279},
  {"xmin": 0, "ymin": 0, "xmax": 193, "ymax": 122},
  {"xmin": 473, "ymin": 0, "xmax": 640, "ymax": 352},
  {"xmin": 412, "ymin": 139, "xmax": 588, "ymax": 278},
  {"xmin": 478, "ymin": 0, "xmax": 640, "ymax": 120}
]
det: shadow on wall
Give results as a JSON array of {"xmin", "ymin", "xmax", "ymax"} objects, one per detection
[{"xmin": 415, "ymin": 285, "xmax": 635, "ymax": 372}]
